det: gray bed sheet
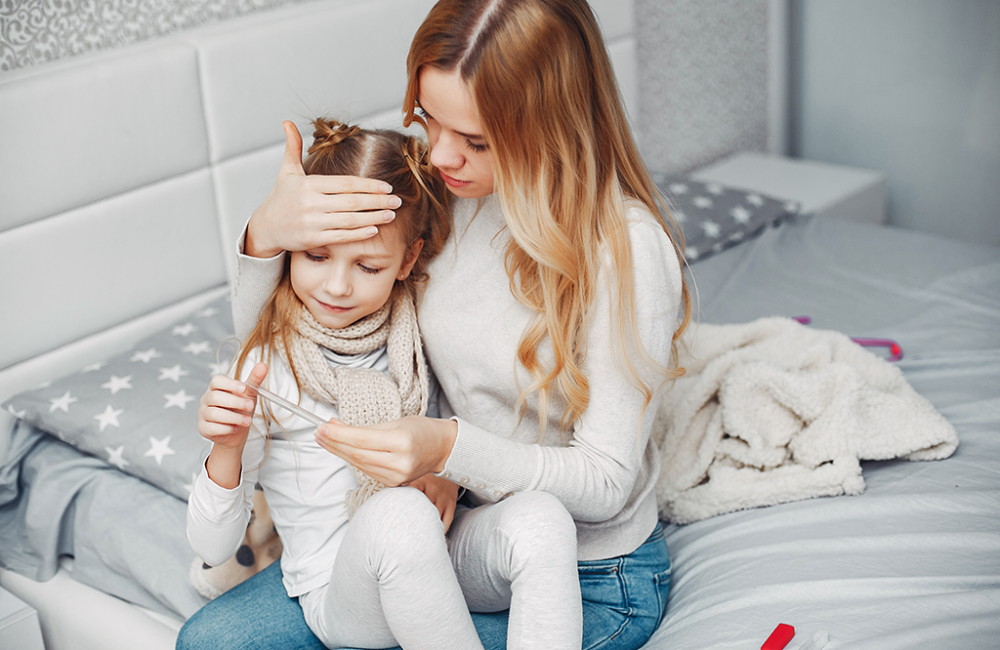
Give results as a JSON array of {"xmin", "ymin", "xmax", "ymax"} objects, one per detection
[
  {"xmin": 651, "ymin": 215, "xmax": 1000, "ymax": 649},
  {"xmin": 1, "ymin": 214, "xmax": 998, "ymax": 647}
]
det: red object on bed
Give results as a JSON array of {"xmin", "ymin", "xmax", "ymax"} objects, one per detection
[{"xmin": 762, "ymin": 623, "xmax": 795, "ymax": 650}]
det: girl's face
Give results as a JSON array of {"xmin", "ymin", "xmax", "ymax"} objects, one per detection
[
  {"xmin": 290, "ymin": 225, "xmax": 422, "ymax": 330},
  {"xmin": 418, "ymin": 67, "xmax": 495, "ymax": 199}
]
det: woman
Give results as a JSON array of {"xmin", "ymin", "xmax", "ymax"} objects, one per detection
[{"xmin": 177, "ymin": 1, "xmax": 690, "ymax": 649}]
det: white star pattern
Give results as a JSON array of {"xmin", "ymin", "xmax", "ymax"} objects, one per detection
[
  {"xmin": 105, "ymin": 445, "xmax": 129, "ymax": 470},
  {"xmin": 700, "ymin": 220, "xmax": 721, "ymax": 238},
  {"xmin": 164, "ymin": 389, "xmax": 196, "ymax": 409},
  {"xmin": 673, "ymin": 210, "xmax": 687, "ymax": 224},
  {"xmin": 208, "ymin": 360, "xmax": 233, "ymax": 375},
  {"xmin": 131, "ymin": 348, "xmax": 162, "ymax": 363},
  {"xmin": 705, "ymin": 183, "xmax": 724, "ymax": 195},
  {"xmin": 101, "ymin": 375, "xmax": 133, "ymax": 395},
  {"xmin": 685, "ymin": 246, "xmax": 700, "ymax": 260},
  {"xmin": 182, "ymin": 341, "xmax": 212, "ymax": 356},
  {"xmin": 7, "ymin": 405, "xmax": 26, "ymax": 419},
  {"xmin": 693, "ymin": 196, "xmax": 714, "ymax": 209},
  {"xmin": 158, "ymin": 365, "xmax": 190, "ymax": 382},
  {"xmin": 784, "ymin": 201, "xmax": 801, "ymax": 214},
  {"xmin": 94, "ymin": 404, "xmax": 124, "ymax": 431},
  {"xmin": 730, "ymin": 206, "xmax": 752, "ymax": 224},
  {"xmin": 145, "ymin": 436, "xmax": 176, "ymax": 465},
  {"xmin": 81, "ymin": 361, "xmax": 106, "ymax": 373},
  {"xmin": 668, "ymin": 183, "xmax": 688, "ymax": 195},
  {"xmin": 747, "ymin": 193, "xmax": 764, "ymax": 207},
  {"xmin": 172, "ymin": 323, "xmax": 197, "ymax": 336},
  {"xmin": 49, "ymin": 392, "xmax": 78, "ymax": 413},
  {"xmin": 196, "ymin": 307, "xmax": 218, "ymax": 318}
]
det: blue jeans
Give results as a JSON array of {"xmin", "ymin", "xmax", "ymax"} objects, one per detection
[{"xmin": 176, "ymin": 522, "xmax": 670, "ymax": 650}]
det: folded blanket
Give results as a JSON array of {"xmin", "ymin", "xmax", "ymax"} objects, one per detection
[{"xmin": 651, "ymin": 317, "xmax": 958, "ymax": 524}]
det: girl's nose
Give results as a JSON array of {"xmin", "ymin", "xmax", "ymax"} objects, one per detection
[{"xmin": 323, "ymin": 266, "xmax": 351, "ymax": 297}]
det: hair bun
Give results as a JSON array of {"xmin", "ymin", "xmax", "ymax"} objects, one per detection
[{"xmin": 309, "ymin": 118, "xmax": 361, "ymax": 155}]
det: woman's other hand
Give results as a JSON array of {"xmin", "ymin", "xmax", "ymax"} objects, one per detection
[
  {"xmin": 198, "ymin": 362, "xmax": 268, "ymax": 489},
  {"xmin": 314, "ymin": 415, "xmax": 458, "ymax": 487},
  {"xmin": 407, "ymin": 475, "xmax": 460, "ymax": 532},
  {"xmin": 245, "ymin": 121, "xmax": 402, "ymax": 259}
]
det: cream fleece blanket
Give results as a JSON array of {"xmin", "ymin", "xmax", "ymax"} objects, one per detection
[{"xmin": 651, "ymin": 317, "xmax": 958, "ymax": 524}]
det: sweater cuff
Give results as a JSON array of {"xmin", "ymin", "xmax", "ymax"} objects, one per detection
[
  {"xmin": 233, "ymin": 223, "xmax": 285, "ymax": 339},
  {"xmin": 436, "ymin": 417, "xmax": 540, "ymax": 502}
]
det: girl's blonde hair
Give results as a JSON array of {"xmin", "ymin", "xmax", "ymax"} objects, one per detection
[
  {"xmin": 235, "ymin": 118, "xmax": 450, "ymax": 391},
  {"xmin": 404, "ymin": 0, "xmax": 691, "ymax": 436}
]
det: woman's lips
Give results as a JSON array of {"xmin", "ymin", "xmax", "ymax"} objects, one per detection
[{"xmin": 439, "ymin": 171, "xmax": 471, "ymax": 188}]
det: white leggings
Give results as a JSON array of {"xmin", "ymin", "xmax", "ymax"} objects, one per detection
[{"xmin": 299, "ymin": 487, "xmax": 582, "ymax": 650}]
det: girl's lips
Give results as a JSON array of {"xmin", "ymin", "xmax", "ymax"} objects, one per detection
[
  {"xmin": 439, "ymin": 171, "xmax": 471, "ymax": 188},
  {"xmin": 317, "ymin": 300, "xmax": 350, "ymax": 313}
]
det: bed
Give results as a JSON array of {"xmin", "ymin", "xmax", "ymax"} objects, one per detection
[{"xmin": 1, "ymin": 1, "xmax": 998, "ymax": 649}]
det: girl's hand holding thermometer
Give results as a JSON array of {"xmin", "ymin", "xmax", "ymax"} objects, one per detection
[{"xmin": 198, "ymin": 361, "xmax": 271, "ymax": 489}]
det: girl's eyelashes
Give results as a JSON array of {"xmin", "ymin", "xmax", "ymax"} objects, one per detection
[
  {"xmin": 416, "ymin": 107, "xmax": 431, "ymax": 120},
  {"xmin": 304, "ymin": 251, "xmax": 326, "ymax": 262},
  {"xmin": 359, "ymin": 264, "xmax": 383, "ymax": 275}
]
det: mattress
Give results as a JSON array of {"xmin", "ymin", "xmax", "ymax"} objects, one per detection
[{"xmin": 2, "ymin": 213, "xmax": 998, "ymax": 649}]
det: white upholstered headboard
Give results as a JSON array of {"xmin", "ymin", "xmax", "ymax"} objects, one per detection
[{"xmin": 0, "ymin": 0, "xmax": 638, "ymax": 461}]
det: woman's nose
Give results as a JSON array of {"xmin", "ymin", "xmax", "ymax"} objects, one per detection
[{"xmin": 430, "ymin": 132, "xmax": 464, "ymax": 171}]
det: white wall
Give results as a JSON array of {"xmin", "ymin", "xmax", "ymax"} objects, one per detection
[{"xmin": 792, "ymin": 0, "xmax": 1000, "ymax": 246}]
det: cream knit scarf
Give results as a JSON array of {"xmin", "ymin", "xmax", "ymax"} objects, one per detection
[{"xmin": 284, "ymin": 291, "xmax": 429, "ymax": 516}]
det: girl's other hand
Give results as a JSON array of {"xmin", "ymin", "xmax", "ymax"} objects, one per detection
[
  {"xmin": 315, "ymin": 415, "xmax": 458, "ymax": 487},
  {"xmin": 245, "ymin": 121, "xmax": 402, "ymax": 259},
  {"xmin": 407, "ymin": 475, "xmax": 460, "ymax": 532}
]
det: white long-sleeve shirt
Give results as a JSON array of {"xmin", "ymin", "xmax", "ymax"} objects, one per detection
[
  {"xmin": 232, "ymin": 195, "xmax": 683, "ymax": 561},
  {"xmin": 186, "ymin": 347, "xmax": 383, "ymax": 597}
]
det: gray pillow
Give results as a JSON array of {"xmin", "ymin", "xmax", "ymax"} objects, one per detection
[
  {"xmin": 2, "ymin": 295, "xmax": 237, "ymax": 501},
  {"xmin": 651, "ymin": 173, "xmax": 801, "ymax": 262}
]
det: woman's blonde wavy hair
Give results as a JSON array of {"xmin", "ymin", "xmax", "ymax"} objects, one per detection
[
  {"xmin": 404, "ymin": 0, "xmax": 691, "ymax": 437},
  {"xmin": 235, "ymin": 118, "xmax": 451, "ymax": 392}
]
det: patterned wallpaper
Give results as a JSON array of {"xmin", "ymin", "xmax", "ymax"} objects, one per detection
[
  {"xmin": 637, "ymin": 0, "xmax": 770, "ymax": 174},
  {"xmin": 1, "ymin": 0, "xmax": 317, "ymax": 73}
]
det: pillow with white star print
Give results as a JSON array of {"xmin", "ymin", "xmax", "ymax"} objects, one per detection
[
  {"xmin": 650, "ymin": 173, "xmax": 802, "ymax": 263},
  {"xmin": 2, "ymin": 295, "xmax": 238, "ymax": 501}
]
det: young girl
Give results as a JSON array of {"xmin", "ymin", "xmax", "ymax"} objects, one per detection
[{"xmin": 188, "ymin": 118, "xmax": 582, "ymax": 650}]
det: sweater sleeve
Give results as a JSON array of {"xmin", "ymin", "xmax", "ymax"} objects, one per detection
[
  {"xmin": 439, "ymin": 214, "xmax": 683, "ymax": 521},
  {"xmin": 232, "ymin": 223, "xmax": 285, "ymax": 341}
]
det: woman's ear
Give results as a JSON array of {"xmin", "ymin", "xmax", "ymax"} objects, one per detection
[{"xmin": 397, "ymin": 238, "xmax": 425, "ymax": 280}]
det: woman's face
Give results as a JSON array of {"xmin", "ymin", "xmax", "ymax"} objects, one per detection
[{"xmin": 418, "ymin": 67, "xmax": 495, "ymax": 199}]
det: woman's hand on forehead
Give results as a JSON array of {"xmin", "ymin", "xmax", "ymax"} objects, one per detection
[{"xmin": 246, "ymin": 121, "xmax": 402, "ymax": 258}]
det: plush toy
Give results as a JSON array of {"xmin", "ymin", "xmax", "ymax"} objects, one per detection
[{"xmin": 189, "ymin": 486, "xmax": 282, "ymax": 599}]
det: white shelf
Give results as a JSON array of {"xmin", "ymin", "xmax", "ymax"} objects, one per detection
[{"xmin": 691, "ymin": 152, "xmax": 887, "ymax": 225}]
